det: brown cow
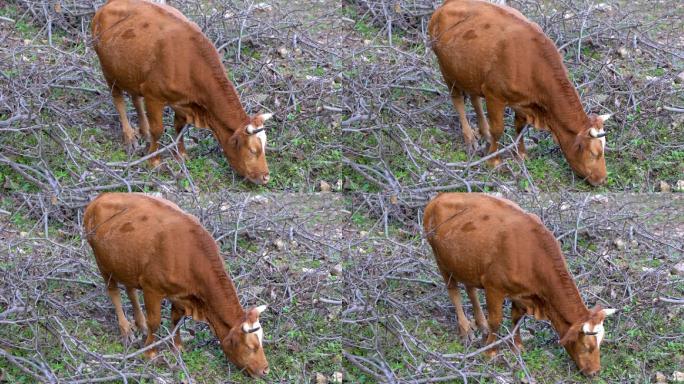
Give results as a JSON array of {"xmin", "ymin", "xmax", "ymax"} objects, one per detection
[
  {"xmin": 91, "ymin": 0, "xmax": 272, "ymax": 185},
  {"xmin": 429, "ymin": 0, "xmax": 610, "ymax": 186},
  {"xmin": 424, "ymin": 193, "xmax": 615, "ymax": 376},
  {"xmin": 84, "ymin": 192, "xmax": 269, "ymax": 378}
]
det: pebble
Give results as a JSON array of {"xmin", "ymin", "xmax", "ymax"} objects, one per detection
[
  {"xmin": 331, "ymin": 263, "xmax": 343, "ymax": 276},
  {"xmin": 659, "ymin": 181, "xmax": 672, "ymax": 192},
  {"xmin": 315, "ymin": 373, "xmax": 327, "ymax": 384},
  {"xmin": 671, "ymin": 261, "xmax": 684, "ymax": 276},
  {"xmin": 655, "ymin": 372, "xmax": 667, "ymax": 383},
  {"xmin": 319, "ymin": 180, "xmax": 332, "ymax": 192}
]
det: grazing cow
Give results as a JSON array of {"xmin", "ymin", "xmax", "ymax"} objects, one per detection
[
  {"xmin": 84, "ymin": 192, "xmax": 269, "ymax": 378},
  {"xmin": 92, "ymin": 0, "xmax": 272, "ymax": 185},
  {"xmin": 423, "ymin": 193, "xmax": 615, "ymax": 376},
  {"xmin": 428, "ymin": 0, "xmax": 610, "ymax": 186}
]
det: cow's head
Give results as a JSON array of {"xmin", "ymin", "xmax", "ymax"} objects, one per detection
[
  {"xmin": 221, "ymin": 305, "xmax": 269, "ymax": 378},
  {"xmin": 224, "ymin": 113, "xmax": 272, "ymax": 185},
  {"xmin": 567, "ymin": 114, "xmax": 610, "ymax": 186},
  {"xmin": 559, "ymin": 306, "xmax": 616, "ymax": 376}
]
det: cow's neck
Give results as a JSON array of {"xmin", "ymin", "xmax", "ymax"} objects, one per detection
[
  {"xmin": 538, "ymin": 257, "xmax": 589, "ymax": 338},
  {"xmin": 198, "ymin": 60, "xmax": 251, "ymax": 135},
  {"xmin": 198, "ymin": 256, "xmax": 246, "ymax": 340},
  {"xmin": 541, "ymin": 70, "xmax": 591, "ymax": 145}
]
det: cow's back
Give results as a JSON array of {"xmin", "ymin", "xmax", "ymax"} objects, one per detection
[
  {"xmin": 424, "ymin": 193, "xmax": 544, "ymax": 289},
  {"xmin": 84, "ymin": 193, "xmax": 204, "ymax": 290},
  {"xmin": 91, "ymin": 0, "xmax": 202, "ymax": 97},
  {"xmin": 428, "ymin": 0, "xmax": 548, "ymax": 98}
]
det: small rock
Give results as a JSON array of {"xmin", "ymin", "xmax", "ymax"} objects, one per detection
[
  {"xmin": 655, "ymin": 372, "xmax": 667, "ymax": 383},
  {"xmin": 331, "ymin": 372, "xmax": 343, "ymax": 383},
  {"xmin": 586, "ymin": 285, "xmax": 604, "ymax": 296},
  {"xmin": 618, "ymin": 46, "xmax": 629, "ymax": 58},
  {"xmin": 671, "ymin": 261, "xmax": 684, "ymax": 276},
  {"xmin": 630, "ymin": 240, "xmax": 638, "ymax": 248},
  {"xmin": 675, "ymin": 180, "xmax": 684, "ymax": 192},
  {"xmin": 675, "ymin": 71, "xmax": 684, "ymax": 84},
  {"xmin": 274, "ymin": 239, "xmax": 285, "ymax": 250},
  {"xmin": 593, "ymin": 3, "xmax": 611, "ymax": 11},
  {"xmin": 248, "ymin": 195, "xmax": 269, "ymax": 205},
  {"xmin": 674, "ymin": 371, "xmax": 684, "ymax": 382},
  {"xmin": 331, "ymin": 263, "xmax": 343, "ymax": 276},
  {"xmin": 315, "ymin": 373, "xmax": 328, "ymax": 384},
  {"xmin": 594, "ymin": 94, "xmax": 609, "ymax": 103},
  {"xmin": 246, "ymin": 286, "xmax": 265, "ymax": 297},
  {"xmin": 659, "ymin": 181, "xmax": 672, "ymax": 192},
  {"xmin": 319, "ymin": 180, "xmax": 332, "ymax": 193},
  {"xmin": 613, "ymin": 238, "xmax": 626, "ymax": 250},
  {"xmin": 588, "ymin": 194, "xmax": 609, "ymax": 204},
  {"xmin": 19, "ymin": 232, "xmax": 28, "ymax": 238},
  {"xmin": 560, "ymin": 202, "xmax": 571, "ymax": 211},
  {"xmin": 277, "ymin": 46, "xmax": 289, "ymax": 58},
  {"xmin": 253, "ymin": 2, "xmax": 273, "ymax": 12}
]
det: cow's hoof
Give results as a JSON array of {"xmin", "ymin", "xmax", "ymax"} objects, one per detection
[
  {"xmin": 149, "ymin": 158, "xmax": 162, "ymax": 169},
  {"xmin": 144, "ymin": 348, "xmax": 158, "ymax": 360},
  {"xmin": 487, "ymin": 157, "xmax": 502, "ymax": 168}
]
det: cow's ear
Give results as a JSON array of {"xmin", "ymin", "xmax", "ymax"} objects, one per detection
[{"xmin": 559, "ymin": 322, "xmax": 582, "ymax": 346}]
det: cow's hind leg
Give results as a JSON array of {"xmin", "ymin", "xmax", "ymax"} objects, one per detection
[
  {"xmin": 449, "ymin": 90, "xmax": 478, "ymax": 153},
  {"xmin": 106, "ymin": 279, "xmax": 134, "ymax": 345},
  {"xmin": 171, "ymin": 302, "xmax": 185, "ymax": 352},
  {"xmin": 482, "ymin": 286, "xmax": 506, "ymax": 358},
  {"xmin": 511, "ymin": 301, "xmax": 525, "ymax": 351},
  {"xmin": 173, "ymin": 111, "xmax": 189, "ymax": 161},
  {"xmin": 445, "ymin": 279, "xmax": 473, "ymax": 341},
  {"xmin": 513, "ymin": 111, "xmax": 528, "ymax": 160},
  {"xmin": 144, "ymin": 98, "xmax": 166, "ymax": 168},
  {"xmin": 471, "ymin": 95, "xmax": 491, "ymax": 144},
  {"xmin": 482, "ymin": 95, "xmax": 506, "ymax": 167},
  {"xmin": 111, "ymin": 86, "xmax": 137, "ymax": 154},
  {"xmin": 126, "ymin": 287, "xmax": 147, "ymax": 335},
  {"xmin": 132, "ymin": 96, "xmax": 151, "ymax": 142},
  {"xmin": 141, "ymin": 289, "xmax": 164, "ymax": 359},
  {"xmin": 466, "ymin": 286, "xmax": 488, "ymax": 334}
]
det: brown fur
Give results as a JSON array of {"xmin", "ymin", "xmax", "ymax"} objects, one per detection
[
  {"xmin": 91, "ymin": 0, "xmax": 271, "ymax": 184},
  {"xmin": 424, "ymin": 193, "xmax": 615, "ymax": 376},
  {"xmin": 84, "ymin": 192, "xmax": 269, "ymax": 377},
  {"xmin": 428, "ymin": 0, "xmax": 608, "ymax": 186}
]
